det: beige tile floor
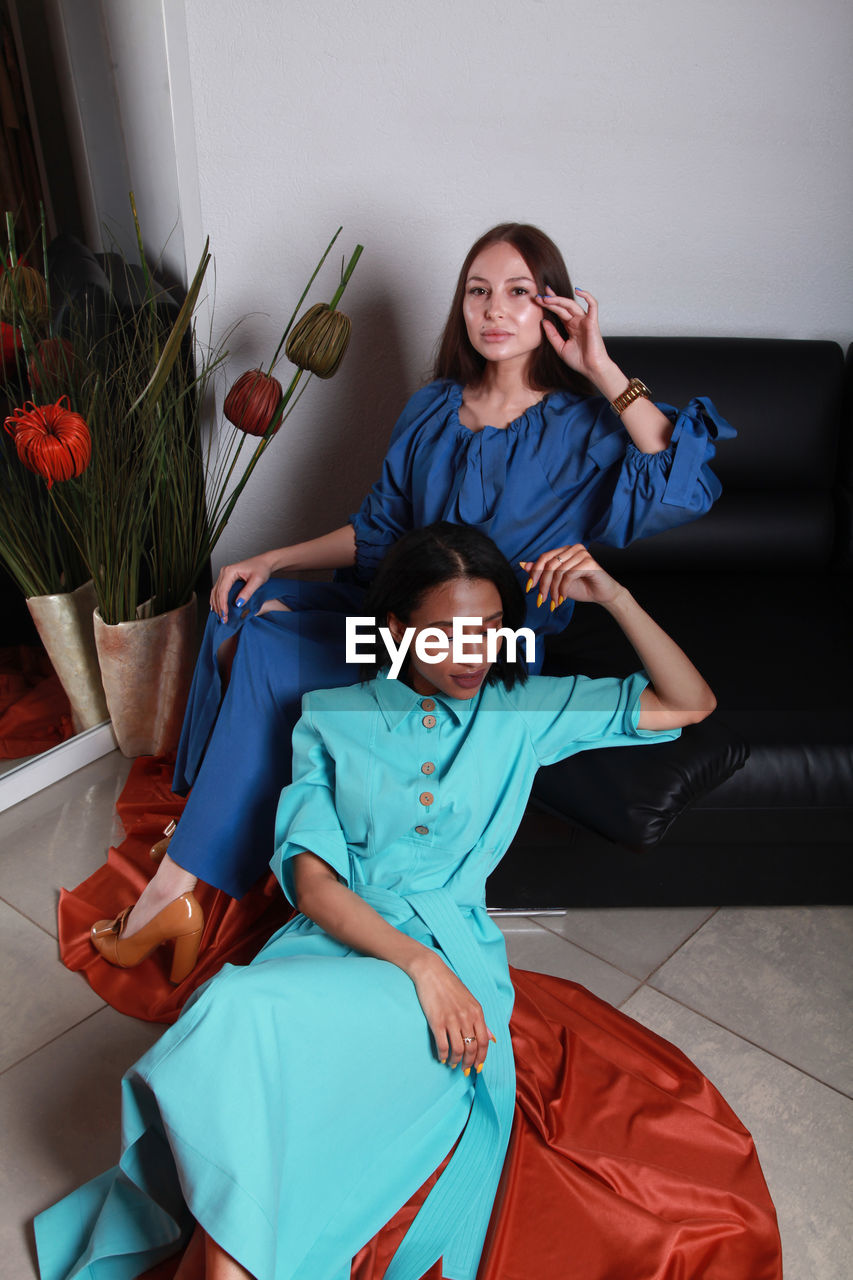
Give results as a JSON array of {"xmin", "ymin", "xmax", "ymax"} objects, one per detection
[{"xmin": 1, "ymin": 751, "xmax": 851, "ymax": 1279}]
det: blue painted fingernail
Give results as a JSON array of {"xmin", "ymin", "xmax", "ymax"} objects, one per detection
[{"xmin": 235, "ymin": 597, "xmax": 245, "ymax": 607}]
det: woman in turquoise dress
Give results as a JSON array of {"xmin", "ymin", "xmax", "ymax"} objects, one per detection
[
  {"xmin": 85, "ymin": 223, "xmax": 735, "ymax": 986},
  {"xmin": 38, "ymin": 525, "xmax": 781, "ymax": 1280}
]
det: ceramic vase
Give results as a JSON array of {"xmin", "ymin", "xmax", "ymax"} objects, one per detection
[
  {"xmin": 26, "ymin": 579, "xmax": 109, "ymax": 733},
  {"xmin": 93, "ymin": 594, "xmax": 198, "ymax": 757}
]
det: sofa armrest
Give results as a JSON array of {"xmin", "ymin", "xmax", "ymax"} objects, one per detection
[{"xmin": 530, "ymin": 716, "xmax": 749, "ymax": 851}]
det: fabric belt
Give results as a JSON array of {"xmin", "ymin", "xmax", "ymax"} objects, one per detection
[{"xmin": 353, "ymin": 884, "xmax": 515, "ymax": 1280}]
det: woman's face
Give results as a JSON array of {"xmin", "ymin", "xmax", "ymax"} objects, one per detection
[
  {"xmin": 388, "ymin": 577, "xmax": 504, "ymax": 701},
  {"xmin": 462, "ymin": 241, "xmax": 544, "ymax": 372}
]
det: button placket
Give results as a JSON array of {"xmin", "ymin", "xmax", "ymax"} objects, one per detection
[{"xmin": 415, "ymin": 702, "xmax": 439, "ymax": 835}]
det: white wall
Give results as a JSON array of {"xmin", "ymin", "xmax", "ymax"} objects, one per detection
[
  {"xmin": 135, "ymin": 1, "xmax": 853, "ymax": 564},
  {"xmin": 54, "ymin": 0, "xmax": 187, "ymax": 279}
]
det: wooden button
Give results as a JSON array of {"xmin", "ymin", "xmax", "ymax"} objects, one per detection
[
  {"xmin": 415, "ymin": 825, "xmax": 429, "ymax": 835},
  {"xmin": 419, "ymin": 791, "xmax": 434, "ymax": 806},
  {"xmin": 420, "ymin": 698, "xmax": 436, "ymax": 712},
  {"xmin": 422, "ymin": 714, "xmax": 436, "ymax": 728},
  {"xmin": 421, "ymin": 762, "xmax": 435, "ymax": 775}
]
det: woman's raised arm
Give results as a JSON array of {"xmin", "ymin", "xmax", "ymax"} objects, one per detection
[
  {"xmin": 211, "ymin": 524, "xmax": 357, "ymax": 621},
  {"xmin": 520, "ymin": 544, "xmax": 716, "ymax": 731},
  {"xmin": 538, "ymin": 287, "xmax": 674, "ymax": 454}
]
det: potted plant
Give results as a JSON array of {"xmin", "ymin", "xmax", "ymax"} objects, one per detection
[{"xmin": 2, "ymin": 202, "xmax": 362, "ymax": 754}]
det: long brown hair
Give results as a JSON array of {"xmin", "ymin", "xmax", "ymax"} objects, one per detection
[{"xmin": 433, "ymin": 223, "xmax": 593, "ymax": 395}]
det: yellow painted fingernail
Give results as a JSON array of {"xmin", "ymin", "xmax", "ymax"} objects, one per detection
[
  {"xmin": 536, "ymin": 593, "xmax": 543, "ymax": 608},
  {"xmin": 476, "ymin": 1063, "xmax": 484, "ymax": 1074},
  {"xmin": 550, "ymin": 600, "xmax": 556, "ymax": 612},
  {"xmin": 463, "ymin": 1067, "xmax": 470, "ymax": 1076},
  {"xmin": 559, "ymin": 595, "xmax": 564, "ymax": 605},
  {"xmin": 525, "ymin": 578, "xmax": 533, "ymax": 593},
  {"xmin": 440, "ymin": 1058, "xmax": 447, "ymax": 1064}
]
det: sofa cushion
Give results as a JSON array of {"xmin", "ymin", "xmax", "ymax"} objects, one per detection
[
  {"xmin": 606, "ymin": 337, "xmax": 844, "ymax": 490},
  {"xmin": 532, "ymin": 716, "xmax": 749, "ymax": 850}
]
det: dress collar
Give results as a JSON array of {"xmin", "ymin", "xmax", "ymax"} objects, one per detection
[{"xmin": 371, "ymin": 668, "xmax": 479, "ymax": 730}]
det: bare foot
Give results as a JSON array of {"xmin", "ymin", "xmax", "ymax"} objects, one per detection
[{"xmin": 122, "ymin": 853, "xmax": 198, "ymax": 938}]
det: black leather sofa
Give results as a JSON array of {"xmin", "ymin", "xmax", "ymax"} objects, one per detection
[{"xmin": 487, "ymin": 337, "xmax": 852, "ymax": 908}]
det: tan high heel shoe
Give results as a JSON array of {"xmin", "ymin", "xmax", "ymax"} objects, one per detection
[
  {"xmin": 89, "ymin": 893, "xmax": 204, "ymax": 984},
  {"xmin": 150, "ymin": 818, "xmax": 177, "ymax": 862}
]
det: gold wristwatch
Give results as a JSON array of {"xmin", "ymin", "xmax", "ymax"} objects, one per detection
[{"xmin": 610, "ymin": 378, "xmax": 651, "ymax": 416}]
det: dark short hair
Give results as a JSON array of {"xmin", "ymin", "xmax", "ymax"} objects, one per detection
[
  {"xmin": 433, "ymin": 222, "xmax": 594, "ymax": 395},
  {"xmin": 362, "ymin": 522, "xmax": 529, "ymax": 689}
]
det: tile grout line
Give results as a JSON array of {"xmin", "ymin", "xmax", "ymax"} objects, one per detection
[
  {"xmin": 638, "ymin": 981, "xmax": 853, "ymax": 1104},
  {"xmin": 506, "ymin": 912, "xmax": 853, "ymax": 1102},
  {"xmin": 529, "ymin": 905, "xmax": 721, "ymax": 986},
  {"xmin": 0, "ymin": 893, "xmax": 59, "ymax": 943},
  {"xmin": 0, "ymin": 1005, "xmax": 108, "ymax": 1079},
  {"xmin": 641, "ymin": 905, "xmax": 722, "ymax": 985},
  {"xmin": 514, "ymin": 915, "xmax": 644, "ymax": 982}
]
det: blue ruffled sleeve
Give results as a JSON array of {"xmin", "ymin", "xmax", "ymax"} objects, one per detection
[
  {"xmin": 271, "ymin": 701, "xmax": 351, "ymax": 908},
  {"xmin": 554, "ymin": 394, "xmax": 736, "ymax": 547},
  {"xmin": 349, "ymin": 382, "xmax": 447, "ymax": 578}
]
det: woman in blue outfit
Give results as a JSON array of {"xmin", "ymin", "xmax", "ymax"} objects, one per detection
[
  {"xmin": 39, "ymin": 525, "xmax": 783, "ymax": 1280},
  {"xmin": 90, "ymin": 223, "xmax": 734, "ymax": 977}
]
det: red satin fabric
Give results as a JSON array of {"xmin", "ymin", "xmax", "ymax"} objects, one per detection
[
  {"xmin": 63, "ymin": 759, "xmax": 781, "ymax": 1277},
  {"xmin": 0, "ymin": 645, "xmax": 74, "ymax": 759},
  {"xmin": 137, "ymin": 972, "xmax": 782, "ymax": 1278},
  {"xmin": 57, "ymin": 755, "xmax": 292, "ymax": 1023}
]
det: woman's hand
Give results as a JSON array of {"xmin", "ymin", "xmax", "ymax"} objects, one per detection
[
  {"xmin": 520, "ymin": 544, "xmax": 624, "ymax": 612},
  {"xmin": 537, "ymin": 286, "xmax": 609, "ymax": 381},
  {"xmin": 407, "ymin": 950, "xmax": 495, "ymax": 1074},
  {"xmin": 210, "ymin": 551, "xmax": 275, "ymax": 621},
  {"xmin": 521, "ymin": 546, "xmax": 716, "ymax": 727}
]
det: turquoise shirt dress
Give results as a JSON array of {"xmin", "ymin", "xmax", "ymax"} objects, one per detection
[
  {"xmin": 167, "ymin": 380, "xmax": 732, "ymax": 899},
  {"xmin": 35, "ymin": 669, "xmax": 679, "ymax": 1280}
]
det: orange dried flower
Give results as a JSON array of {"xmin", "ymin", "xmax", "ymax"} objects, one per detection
[
  {"xmin": 223, "ymin": 369, "xmax": 283, "ymax": 437},
  {"xmin": 4, "ymin": 397, "xmax": 92, "ymax": 488}
]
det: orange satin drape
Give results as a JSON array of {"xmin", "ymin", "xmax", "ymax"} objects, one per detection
[
  {"xmin": 0, "ymin": 645, "xmax": 74, "ymax": 759},
  {"xmin": 62, "ymin": 758, "xmax": 782, "ymax": 1279}
]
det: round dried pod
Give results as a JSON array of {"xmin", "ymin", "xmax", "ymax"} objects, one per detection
[
  {"xmin": 285, "ymin": 302, "xmax": 352, "ymax": 379},
  {"xmin": 0, "ymin": 262, "xmax": 49, "ymax": 330},
  {"xmin": 5, "ymin": 397, "xmax": 92, "ymax": 488},
  {"xmin": 223, "ymin": 369, "xmax": 283, "ymax": 437}
]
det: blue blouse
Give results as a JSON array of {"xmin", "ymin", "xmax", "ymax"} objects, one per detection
[{"xmin": 350, "ymin": 380, "xmax": 734, "ymax": 635}]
